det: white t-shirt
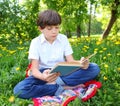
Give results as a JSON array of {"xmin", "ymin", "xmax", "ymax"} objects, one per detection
[{"xmin": 28, "ymin": 33, "xmax": 73, "ymax": 69}]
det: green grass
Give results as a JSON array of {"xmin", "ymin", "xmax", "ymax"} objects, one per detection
[{"xmin": 0, "ymin": 35, "xmax": 120, "ymax": 106}]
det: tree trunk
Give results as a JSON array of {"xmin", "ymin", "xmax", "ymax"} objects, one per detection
[
  {"xmin": 101, "ymin": 0, "xmax": 120, "ymax": 39},
  {"xmin": 88, "ymin": 2, "xmax": 92, "ymax": 37},
  {"xmin": 76, "ymin": 25, "xmax": 81, "ymax": 38},
  {"xmin": 66, "ymin": 30, "xmax": 71, "ymax": 38},
  {"xmin": 101, "ymin": 10, "xmax": 117, "ymax": 39}
]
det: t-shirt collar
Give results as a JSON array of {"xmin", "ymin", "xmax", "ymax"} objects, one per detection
[{"xmin": 40, "ymin": 34, "xmax": 46, "ymax": 44}]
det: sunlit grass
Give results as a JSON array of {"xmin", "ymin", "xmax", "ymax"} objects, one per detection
[{"xmin": 0, "ymin": 35, "xmax": 120, "ymax": 105}]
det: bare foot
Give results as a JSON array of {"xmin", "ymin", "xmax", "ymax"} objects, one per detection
[{"xmin": 46, "ymin": 81, "xmax": 56, "ymax": 84}]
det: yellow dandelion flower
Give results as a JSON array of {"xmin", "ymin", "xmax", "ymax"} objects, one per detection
[
  {"xmin": 84, "ymin": 45, "xmax": 89, "ymax": 49},
  {"xmin": 9, "ymin": 50, "xmax": 16, "ymax": 54},
  {"xmin": 117, "ymin": 53, "xmax": 120, "ymax": 56},
  {"xmin": 16, "ymin": 67, "xmax": 20, "ymax": 71},
  {"xmin": 96, "ymin": 40, "xmax": 102, "ymax": 45},
  {"xmin": 99, "ymin": 50, "xmax": 103, "ymax": 53},
  {"xmin": 0, "ymin": 44, "xmax": 2, "ymax": 47},
  {"xmin": 19, "ymin": 40, "xmax": 23, "ymax": 45},
  {"xmin": 115, "ymin": 41, "xmax": 120, "ymax": 45},
  {"xmin": 104, "ymin": 64, "xmax": 108, "ymax": 68},
  {"xmin": 103, "ymin": 48, "xmax": 107, "ymax": 51},
  {"xmin": 86, "ymin": 38, "xmax": 91, "ymax": 42},
  {"xmin": 94, "ymin": 48, "xmax": 98, "ymax": 51},
  {"xmin": 107, "ymin": 53, "xmax": 111, "ymax": 56},
  {"xmin": 8, "ymin": 96, "xmax": 15, "ymax": 102},
  {"xmin": 103, "ymin": 57, "xmax": 106, "ymax": 60},
  {"xmin": 17, "ymin": 47, "xmax": 24, "ymax": 50},
  {"xmin": 117, "ymin": 68, "xmax": 120, "ymax": 71},
  {"xmin": 0, "ymin": 54, "xmax": 2, "ymax": 57},
  {"xmin": 2, "ymin": 47, "xmax": 7, "ymax": 51},
  {"xmin": 103, "ymin": 76, "xmax": 108, "ymax": 81}
]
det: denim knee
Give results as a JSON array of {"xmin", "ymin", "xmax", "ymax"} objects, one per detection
[
  {"xmin": 13, "ymin": 82, "xmax": 27, "ymax": 99},
  {"xmin": 13, "ymin": 84, "xmax": 22, "ymax": 98},
  {"xmin": 89, "ymin": 63, "xmax": 100, "ymax": 77}
]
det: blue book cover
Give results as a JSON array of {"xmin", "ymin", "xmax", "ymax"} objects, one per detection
[{"xmin": 51, "ymin": 62, "xmax": 81, "ymax": 76}]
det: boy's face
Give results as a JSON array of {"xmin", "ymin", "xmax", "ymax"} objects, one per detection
[{"xmin": 40, "ymin": 25, "xmax": 60, "ymax": 43}]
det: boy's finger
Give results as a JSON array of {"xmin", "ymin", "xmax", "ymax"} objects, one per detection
[
  {"xmin": 47, "ymin": 72, "xmax": 59, "ymax": 79},
  {"xmin": 47, "ymin": 75, "xmax": 58, "ymax": 82}
]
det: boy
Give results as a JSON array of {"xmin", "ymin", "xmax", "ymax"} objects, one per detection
[{"xmin": 13, "ymin": 9, "xmax": 100, "ymax": 99}]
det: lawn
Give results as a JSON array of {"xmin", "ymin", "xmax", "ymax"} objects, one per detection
[{"xmin": 0, "ymin": 35, "xmax": 120, "ymax": 106}]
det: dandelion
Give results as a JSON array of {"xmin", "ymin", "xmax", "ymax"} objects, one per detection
[
  {"xmin": 16, "ymin": 67, "xmax": 20, "ymax": 71},
  {"xmin": 103, "ymin": 48, "xmax": 107, "ymax": 51},
  {"xmin": 94, "ymin": 48, "xmax": 98, "ymax": 51},
  {"xmin": 94, "ymin": 48, "xmax": 98, "ymax": 53},
  {"xmin": 96, "ymin": 40, "xmax": 102, "ymax": 45},
  {"xmin": 17, "ymin": 47, "xmax": 24, "ymax": 50},
  {"xmin": 115, "ymin": 41, "xmax": 120, "ymax": 45},
  {"xmin": 103, "ymin": 57, "xmax": 106, "ymax": 60},
  {"xmin": 117, "ymin": 68, "xmax": 120, "ymax": 71},
  {"xmin": 107, "ymin": 53, "xmax": 111, "ymax": 56},
  {"xmin": 83, "ymin": 45, "xmax": 89, "ymax": 49},
  {"xmin": 86, "ymin": 37, "xmax": 91, "ymax": 42},
  {"xmin": 104, "ymin": 64, "xmax": 108, "ymax": 68},
  {"xmin": 9, "ymin": 50, "xmax": 16, "ymax": 54},
  {"xmin": 82, "ymin": 48, "xmax": 87, "ymax": 52},
  {"xmin": 8, "ymin": 96, "xmax": 15, "ymax": 102},
  {"xmin": 0, "ymin": 54, "xmax": 2, "ymax": 57},
  {"xmin": 19, "ymin": 40, "xmax": 23, "ymax": 45},
  {"xmin": 99, "ymin": 50, "xmax": 103, "ymax": 53},
  {"xmin": 2, "ymin": 47, "xmax": 7, "ymax": 51},
  {"xmin": 103, "ymin": 76, "xmax": 108, "ymax": 81},
  {"xmin": 117, "ymin": 53, "xmax": 120, "ymax": 56},
  {"xmin": 0, "ymin": 44, "xmax": 2, "ymax": 48}
]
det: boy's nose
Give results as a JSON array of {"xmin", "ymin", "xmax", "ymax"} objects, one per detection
[{"xmin": 52, "ymin": 28, "xmax": 57, "ymax": 33}]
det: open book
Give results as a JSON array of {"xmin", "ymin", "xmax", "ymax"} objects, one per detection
[
  {"xmin": 51, "ymin": 62, "xmax": 82, "ymax": 76},
  {"xmin": 51, "ymin": 53, "xmax": 96, "ymax": 76}
]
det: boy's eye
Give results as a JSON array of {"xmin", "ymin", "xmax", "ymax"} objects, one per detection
[
  {"xmin": 47, "ymin": 26, "xmax": 52, "ymax": 30},
  {"xmin": 55, "ymin": 26, "xmax": 59, "ymax": 29},
  {"xmin": 46, "ymin": 26, "xmax": 60, "ymax": 30}
]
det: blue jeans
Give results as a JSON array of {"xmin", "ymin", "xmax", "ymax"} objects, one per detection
[{"xmin": 13, "ymin": 63, "xmax": 100, "ymax": 99}]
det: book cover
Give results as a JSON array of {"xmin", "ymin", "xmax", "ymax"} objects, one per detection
[{"xmin": 51, "ymin": 62, "xmax": 82, "ymax": 76}]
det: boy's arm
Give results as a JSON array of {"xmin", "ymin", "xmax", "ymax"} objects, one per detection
[
  {"xmin": 31, "ymin": 59, "xmax": 44, "ymax": 80},
  {"xmin": 31, "ymin": 59, "xmax": 60, "ymax": 82}
]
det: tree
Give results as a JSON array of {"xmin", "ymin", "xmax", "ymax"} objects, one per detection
[
  {"xmin": 101, "ymin": 0, "xmax": 120, "ymax": 39},
  {"xmin": 42, "ymin": 0, "xmax": 88, "ymax": 38},
  {"xmin": 0, "ymin": 0, "xmax": 40, "ymax": 41}
]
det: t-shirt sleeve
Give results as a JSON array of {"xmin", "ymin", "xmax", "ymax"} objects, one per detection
[
  {"xmin": 28, "ymin": 39, "xmax": 39, "ymax": 60},
  {"xmin": 64, "ymin": 36, "xmax": 73, "ymax": 56}
]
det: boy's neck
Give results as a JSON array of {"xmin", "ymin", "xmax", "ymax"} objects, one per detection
[{"xmin": 45, "ymin": 38, "xmax": 55, "ymax": 44}]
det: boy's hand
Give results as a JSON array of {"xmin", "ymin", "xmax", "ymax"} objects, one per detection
[
  {"xmin": 80, "ymin": 57, "xmax": 90, "ymax": 69},
  {"xmin": 42, "ymin": 69, "xmax": 60, "ymax": 83}
]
